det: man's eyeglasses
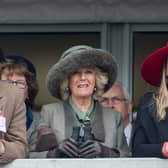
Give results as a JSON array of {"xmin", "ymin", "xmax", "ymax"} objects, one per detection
[
  {"xmin": 3, "ymin": 80, "xmax": 27, "ymax": 89},
  {"xmin": 99, "ymin": 96, "xmax": 127, "ymax": 105}
]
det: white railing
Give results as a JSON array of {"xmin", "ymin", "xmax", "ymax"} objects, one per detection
[{"xmin": 1, "ymin": 158, "xmax": 168, "ymax": 168}]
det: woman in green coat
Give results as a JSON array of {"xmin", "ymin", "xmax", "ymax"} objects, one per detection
[{"xmin": 30, "ymin": 45, "xmax": 129, "ymax": 158}]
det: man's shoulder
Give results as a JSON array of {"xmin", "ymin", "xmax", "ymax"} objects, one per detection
[
  {"xmin": 101, "ymin": 105, "xmax": 121, "ymax": 120},
  {"xmin": 140, "ymin": 92, "xmax": 155, "ymax": 103},
  {"xmin": 0, "ymin": 81, "xmax": 24, "ymax": 98},
  {"xmin": 42, "ymin": 101, "xmax": 63, "ymax": 108},
  {"xmin": 42, "ymin": 101, "xmax": 64, "ymax": 113},
  {"xmin": 0, "ymin": 81, "xmax": 11, "ymax": 89},
  {"xmin": 0, "ymin": 81, "xmax": 20, "ymax": 92},
  {"xmin": 101, "ymin": 105, "xmax": 119, "ymax": 115},
  {"xmin": 138, "ymin": 91, "xmax": 156, "ymax": 111}
]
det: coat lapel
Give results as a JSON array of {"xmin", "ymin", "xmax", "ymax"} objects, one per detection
[{"xmin": 63, "ymin": 101, "xmax": 105, "ymax": 142}]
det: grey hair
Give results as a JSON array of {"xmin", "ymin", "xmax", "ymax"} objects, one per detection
[
  {"xmin": 60, "ymin": 67, "xmax": 108, "ymax": 100},
  {"xmin": 115, "ymin": 81, "xmax": 131, "ymax": 102}
]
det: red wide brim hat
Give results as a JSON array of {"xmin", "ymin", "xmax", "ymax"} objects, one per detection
[{"xmin": 141, "ymin": 44, "xmax": 168, "ymax": 87}]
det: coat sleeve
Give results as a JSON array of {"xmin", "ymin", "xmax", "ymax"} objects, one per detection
[
  {"xmin": 102, "ymin": 107, "xmax": 129, "ymax": 157},
  {"xmin": 28, "ymin": 103, "xmax": 62, "ymax": 158},
  {"xmin": 37, "ymin": 105, "xmax": 51, "ymax": 128},
  {"xmin": 0, "ymin": 88, "xmax": 27, "ymax": 163},
  {"xmin": 132, "ymin": 127, "xmax": 163, "ymax": 157},
  {"xmin": 132, "ymin": 92, "xmax": 164, "ymax": 158},
  {"xmin": 28, "ymin": 105, "xmax": 51, "ymax": 158}
]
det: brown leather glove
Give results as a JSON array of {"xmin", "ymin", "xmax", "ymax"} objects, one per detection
[
  {"xmin": 36, "ymin": 127, "xmax": 57, "ymax": 152},
  {"xmin": 79, "ymin": 140, "xmax": 120, "ymax": 158},
  {"xmin": 47, "ymin": 138, "xmax": 79, "ymax": 158},
  {"xmin": 100, "ymin": 145, "xmax": 120, "ymax": 157}
]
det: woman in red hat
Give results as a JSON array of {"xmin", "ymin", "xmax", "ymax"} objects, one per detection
[{"xmin": 132, "ymin": 44, "xmax": 168, "ymax": 158}]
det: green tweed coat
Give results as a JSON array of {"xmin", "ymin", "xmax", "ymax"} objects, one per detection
[{"xmin": 29, "ymin": 101, "xmax": 129, "ymax": 158}]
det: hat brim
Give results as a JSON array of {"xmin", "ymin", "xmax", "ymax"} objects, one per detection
[
  {"xmin": 141, "ymin": 44, "xmax": 168, "ymax": 87},
  {"xmin": 46, "ymin": 48, "xmax": 118, "ymax": 99},
  {"xmin": 6, "ymin": 55, "xmax": 36, "ymax": 76}
]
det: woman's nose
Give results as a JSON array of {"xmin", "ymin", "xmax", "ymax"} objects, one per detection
[{"xmin": 80, "ymin": 72, "xmax": 86, "ymax": 79}]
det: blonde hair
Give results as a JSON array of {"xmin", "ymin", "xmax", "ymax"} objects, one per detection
[
  {"xmin": 155, "ymin": 61, "xmax": 168, "ymax": 120},
  {"xmin": 60, "ymin": 67, "xmax": 108, "ymax": 100}
]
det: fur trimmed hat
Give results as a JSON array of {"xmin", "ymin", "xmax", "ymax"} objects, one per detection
[{"xmin": 46, "ymin": 45, "xmax": 118, "ymax": 99}]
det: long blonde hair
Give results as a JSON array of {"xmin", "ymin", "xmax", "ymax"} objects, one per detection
[{"xmin": 155, "ymin": 61, "xmax": 168, "ymax": 120}]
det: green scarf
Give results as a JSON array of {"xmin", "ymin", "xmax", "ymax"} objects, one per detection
[{"xmin": 69, "ymin": 96, "xmax": 94, "ymax": 126}]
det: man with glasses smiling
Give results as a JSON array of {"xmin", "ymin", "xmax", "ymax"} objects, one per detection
[{"xmin": 99, "ymin": 81, "xmax": 132, "ymax": 146}]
